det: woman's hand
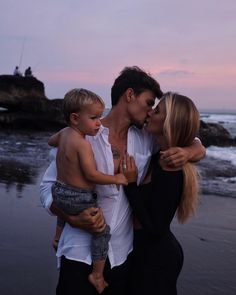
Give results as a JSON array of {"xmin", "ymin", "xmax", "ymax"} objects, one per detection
[{"xmin": 120, "ymin": 154, "xmax": 138, "ymax": 183}]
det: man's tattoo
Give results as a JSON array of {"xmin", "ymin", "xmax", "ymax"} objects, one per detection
[{"xmin": 111, "ymin": 147, "xmax": 120, "ymax": 159}]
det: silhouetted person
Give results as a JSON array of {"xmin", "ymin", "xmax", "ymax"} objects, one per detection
[
  {"xmin": 13, "ymin": 66, "xmax": 22, "ymax": 76},
  {"xmin": 24, "ymin": 67, "xmax": 32, "ymax": 77}
]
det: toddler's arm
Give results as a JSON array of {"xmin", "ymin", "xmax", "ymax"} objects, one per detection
[
  {"xmin": 78, "ymin": 139, "xmax": 127, "ymax": 185},
  {"xmin": 48, "ymin": 131, "xmax": 60, "ymax": 147},
  {"xmin": 48, "ymin": 127, "xmax": 70, "ymax": 147}
]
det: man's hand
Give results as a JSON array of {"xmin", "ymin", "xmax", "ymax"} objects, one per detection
[
  {"xmin": 67, "ymin": 207, "xmax": 106, "ymax": 233},
  {"xmin": 50, "ymin": 202, "xmax": 106, "ymax": 233},
  {"xmin": 160, "ymin": 147, "xmax": 190, "ymax": 168},
  {"xmin": 160, "ymin": 138, "xmax": 206, "ymax": 169}
]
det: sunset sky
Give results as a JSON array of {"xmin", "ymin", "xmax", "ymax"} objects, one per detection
[{"xmin": 1, "ymin": 0, "xmax": 236, "ymax": 110}]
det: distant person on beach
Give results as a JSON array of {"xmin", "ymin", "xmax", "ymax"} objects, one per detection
[
  {"xmin": 40, "ymin": 66, "xmax": 205, "ymax": 295},
  {"xmin": 48, "ymin": 88, "xmax": 127, "ymax": 294},
  {"xmin": 122, "ymin": 92, "xmax": 200, "ymax": 295},
  {"xmin": 13, "ymin": 66, "xmax": 22, "ymax": 76},
  {"xmin": 24, "ymin": 66, "xmax": 32, "ymax": 77}
]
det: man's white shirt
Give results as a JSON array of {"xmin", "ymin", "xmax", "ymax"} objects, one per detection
[{"xmin": 40, "ymin": 125, "xmax": 155, "ymax": 268}]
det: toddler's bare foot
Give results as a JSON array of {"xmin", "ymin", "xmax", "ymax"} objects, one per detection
[{"xmin": 88, "ymin": 273, "xmax": 108, "ymax": 294}]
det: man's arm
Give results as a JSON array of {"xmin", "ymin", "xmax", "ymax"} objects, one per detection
[
  {"xmin": 160, "ymin": 138, "xmax": 206, "ymax": 168},
  {"xmin": 39, "ymin": 148, "xmax": 105, "ymax": 232},
  {"xmin": 39, "ymin": 149, "xmax": 57, "ymax": 214}
]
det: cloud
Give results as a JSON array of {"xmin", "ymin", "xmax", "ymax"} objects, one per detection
[{"xmin": 158, "ymin": 69, "xmax": 195, "ymax": 77}]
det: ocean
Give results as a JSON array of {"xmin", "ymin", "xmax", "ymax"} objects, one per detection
[
  {"xmin": 0, "ymin": 111, "xmax": 235, "ymax": 198},
  {"xmin": 198, "ymin": 112, "xmax": 236, "ymax": 198}
]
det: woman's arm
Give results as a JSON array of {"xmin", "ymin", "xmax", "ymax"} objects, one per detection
[
  {"xmin": 124, "ymin": 170, "xmax": 183, "ymax": 238},
  {"xmin": 122, "ymin": 154, "xmax": 183, "ymax": 237}
]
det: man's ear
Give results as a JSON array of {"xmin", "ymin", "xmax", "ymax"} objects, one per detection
[{"xmin": 125, "ymin": 88, "xmax": 134, "ymax": 103}]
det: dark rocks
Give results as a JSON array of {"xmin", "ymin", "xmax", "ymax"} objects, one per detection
[
  {"xmin": 0, "ymin": 75, "xmax": 45, "ymax": 95},
  {"xmin": 0, "ymin": 75, "xmax": 236, "ymax": 146},
  {"xmin": 198, "ymin": 157, "xmax": 236, "ymax": 178},
  {"xmin": 0, "ymin": 75, "xmax": 65, "ymax": 131},
  {"xmin": 198, "ymin": 120, "xmax": 236, "ymax": 147}
]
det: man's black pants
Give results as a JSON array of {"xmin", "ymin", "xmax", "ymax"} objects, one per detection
[{"xmin": 56, "ymin": 255, "xmax": 131, "ymax": 295}]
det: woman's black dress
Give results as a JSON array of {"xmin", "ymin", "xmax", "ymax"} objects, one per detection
[{"xmin": 124, "ymin": 154, "xmax": 184, "ymax": 295}]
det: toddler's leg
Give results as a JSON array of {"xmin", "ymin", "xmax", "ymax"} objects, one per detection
[
  {"xmin": 88, "ymin": 224, "xmax": 111, "ymax": 293},
  {"xmin": 88, "ymin": 260, "xmax": 108, "ymax": 294}
]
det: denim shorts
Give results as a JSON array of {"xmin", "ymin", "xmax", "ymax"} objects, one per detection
[{"xmin": 52, "ymin": 181, "xmax": 111, "ymax": 260}]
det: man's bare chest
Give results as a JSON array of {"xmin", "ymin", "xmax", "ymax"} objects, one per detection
[{"xmin": 110, "ymin": 139, "xmax": 127, "ymax": 174}]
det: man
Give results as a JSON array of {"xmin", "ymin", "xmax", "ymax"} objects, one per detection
[
  {"xmin": 40, "ymin": 66, "xmax": 205, "ymax": 295},
  {"xmin": 24, "ymin": 66, "xmax": 32, "ymax": 77},
  {"xmin": 13, "ymin": 66, "xmax": 22, "ymax": 76}
]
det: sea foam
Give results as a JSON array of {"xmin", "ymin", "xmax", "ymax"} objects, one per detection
[{"xmin": 207, "ymin": 146, "xmax": 236, "ymax": 166}]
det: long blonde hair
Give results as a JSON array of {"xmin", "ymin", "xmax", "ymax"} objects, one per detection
[{"xmin": 163, "ymin": 92, "xmax": 200, "ymax": 223}]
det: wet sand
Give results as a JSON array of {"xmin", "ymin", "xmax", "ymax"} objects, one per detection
[
  {"xmin": 174, "ymin": 194, "xmax": 236, "ymax": 295},
  {"xmin": 0, "ymin": 169, "xmax": 236, "ymax": 295},
  {"xmin": 0, "ymin": 168, "xmax": 58, "ymax": 295}
]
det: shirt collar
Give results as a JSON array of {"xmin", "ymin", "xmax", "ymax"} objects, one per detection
[
  {"xmin": 93, "ymin": 124, "xmax": 141, "ymax": 140},
  {"xmin": 93, "ymin": 124, "xmax": 109, "ymax": 139}
]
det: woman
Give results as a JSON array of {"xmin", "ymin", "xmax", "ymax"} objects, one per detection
[{"xmin": 122, "ymin": 92, "xmax": 200, "ymax": 295}]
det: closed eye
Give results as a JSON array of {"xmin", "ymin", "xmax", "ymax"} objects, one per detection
[
  {"xmin": 147, "ymin": 100, "xmax": 155, "ymax": 107},
  {"xmin": 91, "ymin": 115, "xmax": 102, "ymax": 120}
]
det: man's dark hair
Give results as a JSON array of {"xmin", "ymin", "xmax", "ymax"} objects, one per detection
[{"xmin": 111, "ymin": 66, "xmax": 163, "ymax": 106}]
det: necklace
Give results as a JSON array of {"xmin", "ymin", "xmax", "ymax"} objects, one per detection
[
  {"xmin": 111, "ymin": 146, "xmax": 121, "ymax": 159},
  {"xmin": 109, "ymin": 131, "xmax": 127, "ymax": 160}
]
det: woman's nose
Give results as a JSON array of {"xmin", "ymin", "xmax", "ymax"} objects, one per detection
[{"xmin": 148, "ymin": 109, "xmax": 154, "ymax": 116}]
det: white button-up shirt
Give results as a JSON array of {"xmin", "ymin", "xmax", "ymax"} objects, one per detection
[{"xmin": 40, "ymin": 125, "xmax": 155, "ymax": 268}]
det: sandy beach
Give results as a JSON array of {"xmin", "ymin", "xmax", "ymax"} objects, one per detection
[
  {"xmin": 174, "ymin": 194, "xmax": 236, "ymax": 295},
  {"xmin": 0, "ymin": 168, "xmax": 236, "ymax": 295}
]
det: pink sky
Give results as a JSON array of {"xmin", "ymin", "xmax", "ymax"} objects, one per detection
[{"xmin": 1, "ymin": 0, "xmax": 236, "ymax": 110}]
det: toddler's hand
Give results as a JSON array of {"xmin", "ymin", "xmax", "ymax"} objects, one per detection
[{"xmin": 115, "ymin": 173, "xmax": 128, "ymax": 185}]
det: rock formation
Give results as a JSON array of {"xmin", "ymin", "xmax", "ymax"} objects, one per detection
[
  {"xmin": 0, "ymin": 75, "xmax": 65, "ymax": 130},
  {"xmin": 198, "ymin": 120, "xmax": 236, "ymax": 147}
]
